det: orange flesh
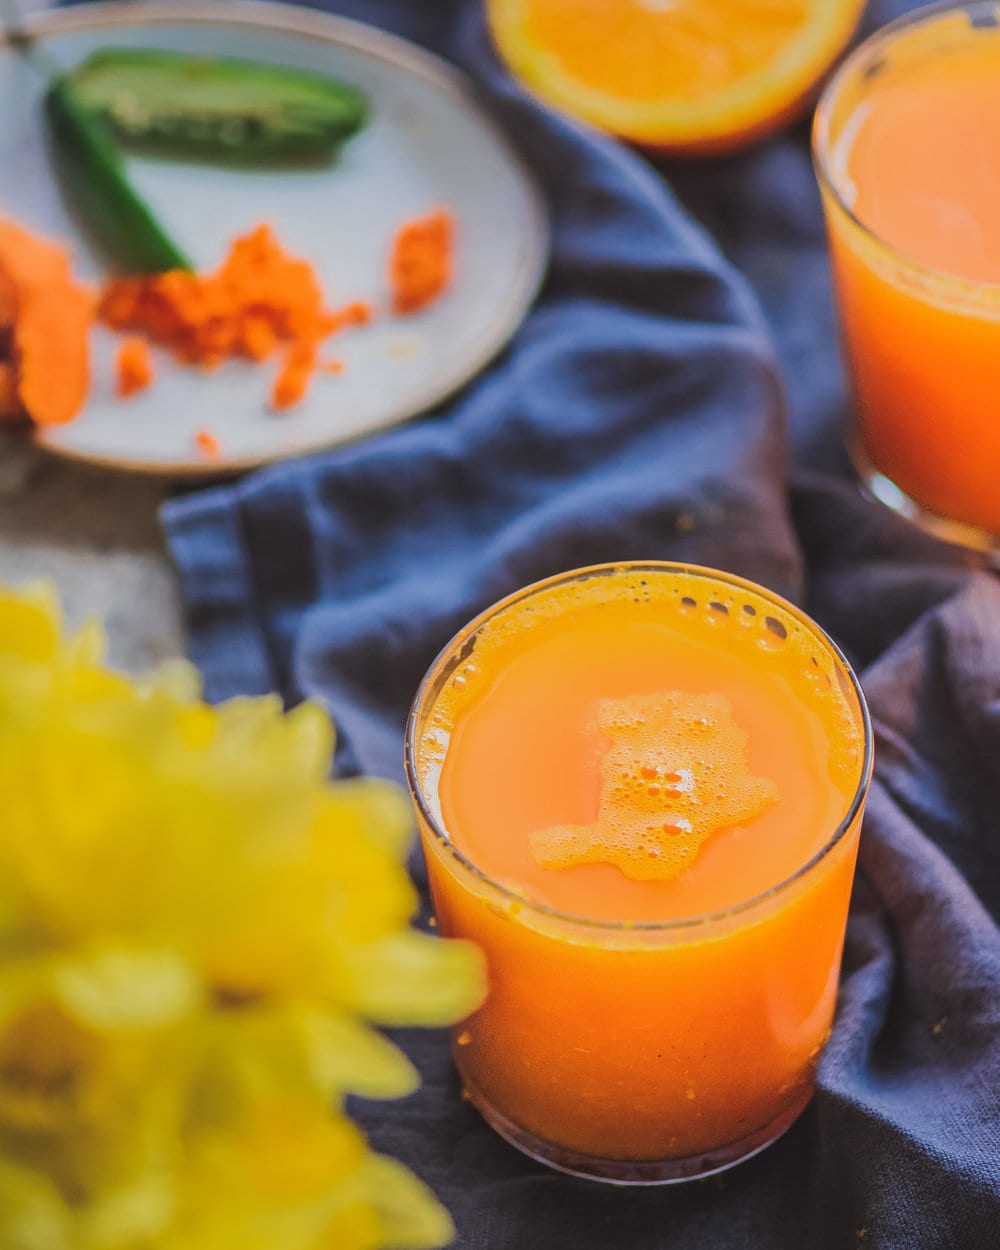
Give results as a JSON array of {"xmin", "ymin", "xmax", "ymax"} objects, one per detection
[
  {"xmin": 827, "ymin": 35, "xmax": 1000, "ymax": 532},
  {"xmin": 488, "ymin": 0, "xmax": 864, "ymax": 153},
  {"xmin": 523, "ymin": 0, "xmax": 809, "ymax": 102},
  {"xmin": 416, "ymin": 570, "xmax": 867, "ymax": 1162}
]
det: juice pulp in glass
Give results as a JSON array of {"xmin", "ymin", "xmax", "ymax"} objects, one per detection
[
  {"xmin": 409, "ymin": 565, "xmax": 869, "ymax": 1180},
  {"xmin": 817, "ymin": 8, "xmax": 1000, "ymax": 536}
]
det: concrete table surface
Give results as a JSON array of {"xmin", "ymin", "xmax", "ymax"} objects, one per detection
[{"xmin": 0, "ymin": 433, "xmax": 184, "ymax": 672}]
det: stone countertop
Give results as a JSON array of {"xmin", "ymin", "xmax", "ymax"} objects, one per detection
[{"xmin": 0, "ymin": 433, "xmax": 184, "ymax": 672}]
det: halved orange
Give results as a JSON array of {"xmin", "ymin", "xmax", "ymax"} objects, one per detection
[{"xmin": 486, "ymin": 0, "xmax": 866, "ymax": 155}]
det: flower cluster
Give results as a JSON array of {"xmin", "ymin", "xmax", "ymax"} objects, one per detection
[{"xmin": 0, "ymin": 583, "xmax": 484, "ymax": 1250}]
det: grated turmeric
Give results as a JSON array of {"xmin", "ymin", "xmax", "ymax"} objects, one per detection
[
  {"xmin": 100, "ymin": 224, "xmax": 365, "ymax": 410},
  {"xmin": 116, "ymin": 337, "xmax": 154, "ymax": 398},
  {"xmin": 0, "ymin": 208, "xmax": 457, "ymax": 433},
  {"xmin": 194, "ymin": 428, "xmax": 220, "ymax": 457},
  {"xmin": 271, "ymin": 340, "xmax": 317, "ymax": 412},
  {"xmin": 390, "ymin": 209, "xmax": 454, "ymax": 315},
  {"xmin": 0, "ymin": 219, "xmax": 94, "ymax": 425}
]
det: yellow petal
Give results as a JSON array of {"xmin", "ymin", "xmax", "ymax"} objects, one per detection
[
  {"xmin": 241, "ymin": 1099, "xmax": 367, "ymax": 1202},
  {"xmin": 317, "ymin": 1202, "xmax": 382, "ymax": 1250},
  {"xmin": 361, "ymin": 1155, "xmax": 455, "ymax": 1250},
  {"xmin": 53, "ymin": 947, "xmax": 202, "ymax": 1031},
  {"xmin": 64, "ymin": 619, "xmax": 107, "ymax": 669},
  {"xmin": 329, "ymin": 779, "xmax": 415, "ymax": 860},
  {"xmin": 300, "ymin": 1008, "xmax": 419, "ymax": 1100},
  {"xmin": 146, "ymin": 658, "xmax": 202, "ymax": 703},
  {"xmin": 80, "ymin": 1174, "xmax": 174, "ymax": 1249},
  {"xmin": 214, "ymin": 697, "xmax": 333, "ymax": 782},
  {"xmin": 0, "ymin": 1159, "xmax": 72, "ymax": 1250},
  {"xmin": 0, "ymin": 583, "xmax": 476, "ymax": 1249},
  {"xmin": 0, "ymin": 581, "xmax": 61, "ymax": 663},
  {"xmin": 346, "ymin": 933, "xmax": 486, "ymax": 1026}
]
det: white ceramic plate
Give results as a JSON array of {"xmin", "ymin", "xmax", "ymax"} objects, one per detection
[{"xmin": 0, "ymin": 1, "xmax": 549, "ymax": 475}]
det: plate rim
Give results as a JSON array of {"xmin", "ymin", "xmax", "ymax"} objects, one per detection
[{"xmin": 3, "ymin": 0, "xmax": 550, "ymax": 477}]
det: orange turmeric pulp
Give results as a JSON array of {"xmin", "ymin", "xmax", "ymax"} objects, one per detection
[
  {"xmin": 194, "ymin": 428, "xmax": 221, "ymax": 457},
  {"xmin": 0, "ymin": 208, "xmax": 456, "ymax": 428},
  {"xmin": 390, "ymin": 210, "xmax": 454, "ymax": 315},
  {"xmin": 100, "ymin": 225, "xmax": 372, "ymax": 411},
  {"xmin": 115, "ymin": 337, "xmax": 154, "ymax": 399},
  {"xmin": 0, "ymin": 219, "xmax": 94, "ymax": 425}
]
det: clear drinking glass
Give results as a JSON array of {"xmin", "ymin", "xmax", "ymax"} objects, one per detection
[
  {"xmin": 406, "ymin": 563, "xmax": 873, "ymax": 1184},
  {"xmin": 814, "ymin": 2, "xmax": 1000, "ymax": 557}
]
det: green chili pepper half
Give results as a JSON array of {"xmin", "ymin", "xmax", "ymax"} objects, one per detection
[
  {"xmin": 46, "ymin": 78, "xmax": 191, "ymax": 274},
  {"xmin": 67, "ymin": 48, "xmax": 369, "ymax": 163}
]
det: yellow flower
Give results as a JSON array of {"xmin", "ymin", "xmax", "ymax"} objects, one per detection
[{"xmin": 0, "ymin": 583, "xmax": 485, "ymax": 1249}]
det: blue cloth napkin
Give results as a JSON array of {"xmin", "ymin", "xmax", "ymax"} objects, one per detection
[{"xmin": 163, "ymin": 2, "xmax": 1000, "ymax": 1244}]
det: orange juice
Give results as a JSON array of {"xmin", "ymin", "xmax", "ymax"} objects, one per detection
[
  {"xmin": 407, "ymin": 564, "xmax": 871, "ymax": 1183},
  {"xmin": 814, "ymin": 4, "xmax": 1000, "ymax": 544}
]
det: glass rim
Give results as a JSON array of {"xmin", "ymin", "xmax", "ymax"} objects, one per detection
[
  {"xmin": 812, "ymin": 0, "xmax": 1000, "ymax": 301},
  {"xmin": 404, "ymin": 561, "xmax": 874, "ymax": 935}
]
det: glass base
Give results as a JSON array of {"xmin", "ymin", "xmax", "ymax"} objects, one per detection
[
  {"xmin": 462, "ymin": 1077, "xmax": 813, "ymax": 1186},
  {"xmin": 850, "ymin": 437, "xmax": 1000, "ymax": 564}
]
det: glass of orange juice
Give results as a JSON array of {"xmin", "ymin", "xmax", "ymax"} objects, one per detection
[
  {"xmin": 406, "ymin": 563, "xmax": 872, "ymax": 1184},
  {"xmin": 814, "ymin": 1, "xmax": 1000, "ymax": 556}
]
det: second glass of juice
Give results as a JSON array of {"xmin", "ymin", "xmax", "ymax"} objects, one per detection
[
  {"xmin": 407, "ymin": 563, "xmax": 872, "ymax": 1184},
  {"xmin": 813, "ymin": 2, "xmax": 1000, "ymax": 555}
]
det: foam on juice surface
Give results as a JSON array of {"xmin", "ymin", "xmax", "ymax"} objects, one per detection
[{"xmin": 530, "ymin": 690, "xmax": 778, "ymax": 882}]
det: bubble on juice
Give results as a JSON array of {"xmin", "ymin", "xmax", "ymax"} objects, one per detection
[
  {"xmin": 529, "ymin": 690, "xmax": 779, "ymax": 882},
  {"xmin": 421, "ymin": 726, "xmax": 449, "ymax": 756}
]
